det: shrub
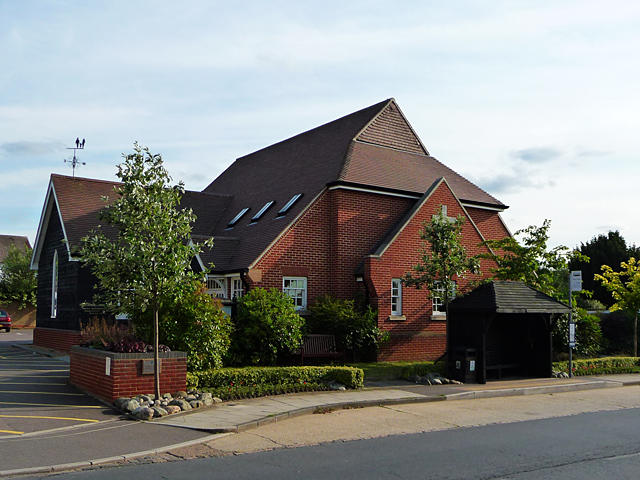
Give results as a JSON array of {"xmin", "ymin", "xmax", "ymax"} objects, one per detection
[
  {"xmin": 160, "ymin": 283, "xmax": 233, "ymax": 371},
  {"xmin": 80, "ymin": 317, "xmax": 135, "ymax": 348},
  {"xmin": 552, "ymin": 308, "xmax": 602, "ymax": 358},
  {"xmin": 230, "ymin": 288, "xmax": 305, "ymax": 366},
  {"xmin": 307, "ymin": 295, "xmax": 388, "ymax": 362},
  {"xmin": 599, "ymin": 311, "xmax": 634, "ymax": 355},
  {"xmin": 188, "ymin": 365, "xmax": 364, "ymax": 400},
  {"xmin": 553, "ymin": 356, "xmax": 640, "ymax": 375}
]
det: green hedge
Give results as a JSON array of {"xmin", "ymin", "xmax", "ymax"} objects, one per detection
[
  {"xmin": 399, "ymin": 362, "xmax": 446, "ymax": 380},
  {"xmin": 553, "ymin": 357, "xmax": 640, "ymax": 376},
  {"xmin": 187, "ymin": 366, "xmax": 364, "ymax": 392}
]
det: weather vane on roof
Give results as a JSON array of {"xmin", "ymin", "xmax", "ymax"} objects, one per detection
[{"xmin": 64, "ymin": 138, "xmax": 86, "ymax": 177}]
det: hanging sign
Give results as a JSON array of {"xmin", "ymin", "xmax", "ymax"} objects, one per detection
[{"xmin": 570, "ymin": 271, "xmax": 582, "ymax": 292}]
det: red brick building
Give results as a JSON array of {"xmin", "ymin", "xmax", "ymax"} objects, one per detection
[{"xmin": 31, "ymin": 98, "xmax": 510, "ymax": 361}]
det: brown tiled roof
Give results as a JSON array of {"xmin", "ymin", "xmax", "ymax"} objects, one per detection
[
  {"xmin": 0, "ymin": 235, "xmax": 30, "ymax": 262},
  {"xmin": 40, "ymin": 99, "xmax": 506, "ymax": 273},
  {"xmin": 52, "ymin": 174, "xmax": 121, "ymax": 251},
  {"xmin": 201, "ymin": 98, "xmax": 506, "ymax": 271}
]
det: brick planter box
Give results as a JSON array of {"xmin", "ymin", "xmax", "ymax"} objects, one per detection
[{"xmin": 70, "ymin": 346, "xmax": 187, "ymax": 404}]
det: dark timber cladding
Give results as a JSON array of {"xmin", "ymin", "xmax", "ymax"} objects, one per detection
[{"xmin": 448, "ymin": 281, "xmax": 570, "ymax": 384}]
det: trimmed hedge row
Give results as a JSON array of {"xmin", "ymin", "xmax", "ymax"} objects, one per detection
[
  {"xmin": 553, "ymin": 357, "xmax": 640, "ymax": 376},
  {"xmin": 187, "ymin": 366, "xmax": 365, "ymax": 391}
]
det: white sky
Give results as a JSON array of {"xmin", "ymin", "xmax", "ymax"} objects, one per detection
[{"xmin": 2, "ymin": 0, "xmax": 639, "ymax": 250}]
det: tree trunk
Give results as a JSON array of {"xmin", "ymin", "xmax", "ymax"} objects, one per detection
[{"xmin": 154, "ymin": 305, "xmax": 161, "ymax": 400}]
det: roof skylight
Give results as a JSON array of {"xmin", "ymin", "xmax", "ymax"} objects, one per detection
[
  {"xmin": 277, "ymin": 194, "xmax": 302, "ymax": 217},
  {"xmin": 250, "ymin": 201, "xmax": 275, "ymax": 223},
  {"xmin": 227, "ymin": 207, "xmax": 250, "ymax": 228}
]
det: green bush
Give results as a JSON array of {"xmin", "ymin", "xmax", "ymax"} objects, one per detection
[
  {"xmin": 553, "ymin": 356, "xmax": 640, "ymax": 376},
  {"xmin": 399, "ymin": 362, "xmax": 446, "ymax": 380},
  {"xmin": 229, "ymin": 288, "xmax": 305, "ymax": 366},
  {"xmin": 133, "ymin": 281, "xmax": 233, "ymax": 371},
  {"xmin": 188, "ymin": 365, "xmax": 364, "ymax": 392},
  {"xmin": 552, "ymin": 308, "xmax": 602, "ymax": 358},
  {"xmin": 599, "ymin": 311, "xmax": 634, "ymax": 355},
  {"xmin": 307, "ymin": 295, "xmax": 388, "ymax": 362}
]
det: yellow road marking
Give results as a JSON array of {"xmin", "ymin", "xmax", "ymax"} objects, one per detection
[
  {"xmin": 0, "ymin": 430, "xmax": 23, "ymax": 435},
  {"xmin": 0, "ymin": 415, "xmax": 99, "ymax": 423},
  {"xmin": 0, "ymin": 391, "xmax": 84, "ymax": 396},
  {"xmin": 0, "ymin": 401, "xmax": 103, "ymax": 409}
]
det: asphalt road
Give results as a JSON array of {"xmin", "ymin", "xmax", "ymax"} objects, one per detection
[{"xmin": 28, "ymin": 406, "xmax": 640, "ymax": 480}]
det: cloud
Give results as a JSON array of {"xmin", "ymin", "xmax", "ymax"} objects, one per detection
[
  {"xmin": 509, "ymin": 147, "xmax": 561, "ymax": 163},
  {"xmin": 0, "ymin": 140, "xmax": 66, "ymax": 157}
]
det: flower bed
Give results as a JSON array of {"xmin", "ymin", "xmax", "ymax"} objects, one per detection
[{"xmin": 553, "ymin": 356, "xmax": 640, "ymax": 376}]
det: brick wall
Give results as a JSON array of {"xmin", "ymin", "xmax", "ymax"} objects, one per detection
[
  {"xmin": 366, "ymin": 182, "xmax": 502, "ymax": 362},
  {"xmin": 247, "ymin": 183, "xmax": 508, "ymax": 363},
  {"xmin": 33, "ymin": 327, "xmax": 82, "ymax": 353},
  {"xmin": 70, "ymin": 347, "xmax": 187, "ymax": 403}
]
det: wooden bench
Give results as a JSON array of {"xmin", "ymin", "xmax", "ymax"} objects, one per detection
[
  {"xmin": 485, "ymin": 350, "xmax": 524, "ymax": 379},
  {"xmin": 296, "ymin": 334, "xmax": 344, "ymax": 366}
]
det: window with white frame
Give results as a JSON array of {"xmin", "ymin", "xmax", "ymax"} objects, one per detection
[
  {"xmin": 391, "ymin": 278, "xmax": 402, "ymax": 316},
  {"xmin": 51, "ymin": 250, "xmax": 59, "ymax": 318},
  {"xmin": 206, "ymin": 277, "xmax": 227, "ymax": 299},
  {"xmin": 231, "ymin": 277, "xmax": 244, "ymax": 299},
  {"xmin": 433, "ymin": 281, "xmax": 456, "ymax": 314},
  {"xmin": 283, "ymin": 277, "xmax": 307, "ymax": 310}
]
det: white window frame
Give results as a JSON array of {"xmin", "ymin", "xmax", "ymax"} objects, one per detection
[
  {"xmin": 283, "ymin": 277, "xmax": 307, "ymax": 310},
  {"xmin": 391, "ymin": 278, "xmax": 402, "ymax": 316},
  {"xmin": 51, "ymin": 250, "xmax": 58, "ymax": 318},
  {"xmin": 231, "ymin": 277, "xmax": 244, "ymax": 299},
  {"xmin": 433, "ymin": 281, "xmax": 456, "ymax": 315}
]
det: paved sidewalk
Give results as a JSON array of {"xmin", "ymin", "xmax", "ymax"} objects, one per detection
[
  {"xmin": 153, "ymin": 374, "xmax": 640, "ymax": 433},
  {"xmin": 4, "ymin": 342, "xmax": 640, "ymax": 478}
]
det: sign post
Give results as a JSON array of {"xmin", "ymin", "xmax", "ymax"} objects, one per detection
[{"xmin": 568, "ymin": 271, "xmax": 582, "ymax": 377}]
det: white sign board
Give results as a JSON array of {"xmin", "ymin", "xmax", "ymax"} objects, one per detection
[
  {"xmin": 570, "ymin": 271, "xmax": 582, "ymax": 292},
  {"xmin": 569, "ymin": 322, "xmax": 576, "ymax": 348}
]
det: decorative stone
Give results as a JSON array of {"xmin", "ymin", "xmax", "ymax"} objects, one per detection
[
  {"xmin": 120, "ymin": 399, "xmax": 141, "ymax": 413},
  {"xmin": 189, "ymin": 400, "xmax": 204, "ymax": 408},
  {"xmin": 173, "ymin": 391, "xmax": 188, "ymax": 398},
  {"xmin": 169, "ymin": 398, "xmax": 192, "ymax": 411},
  {"xmin": 114, "ymin": 397, "xmax": 130, "ymax": 410},
  {"xmin": 213, "ymin": 397, "xmax": 223, "ymax": 404},
  {"xmin": 132, "ymin": 406, "xmax": 155, "ymax": 421},
  {"xmin": 151, "ymin": 406, "xmax": 168, "ymax": 418},
  {"xmin": 165, "ymin": 405, "xmax": 182, "ymax": 414}
]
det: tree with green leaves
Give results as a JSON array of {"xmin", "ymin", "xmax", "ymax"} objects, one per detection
[
  {"xmin": 0, "ymin": 243, "xmax": 37, "ymax": 309},
  {"xmin": 81, "ymin": 143, "xmax": 212, "ymax": 398},
  {"xmin": 570, "ymin": 230, "xmax": 633, "ymax": 307},
  {"xmin": 480, "ymin": 220, "xmax": 584, "ymax": 301},
  {"xmin": 481, "ymin": 220, "xmax": 602, "ymax": 357},
  {"xmin": 595, "ymin": 258, "xmax": 640, "ymax": 357},
  {"xmin": 403, "ymin": 207, "xmax": 480, "ymax": 364}
]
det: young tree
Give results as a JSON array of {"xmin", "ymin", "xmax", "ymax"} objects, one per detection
[
  {"xmin": 480, "ymin": 220, "xmax": 583, "ymax": 301},
  {"xmin": 0, "ymin": 243, "xmax": 37, "ymax": 309},
  {"xmin": 595, "ymin": 258, "xmax": 640, "ymax": 357},
  {"xmin": 81, "ymin": 143, "xmax": 212, "ymax": 398},
  {"xmin": 403, "ymin": 207, "xmax": 480, "ymax": 364}
]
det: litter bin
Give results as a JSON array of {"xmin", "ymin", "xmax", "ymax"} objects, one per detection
[{"xmin": 451, "ymin": 347, "xmax": 477, "ymax": 384}]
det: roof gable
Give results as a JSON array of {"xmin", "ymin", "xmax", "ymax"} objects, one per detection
[{"xmin": 355, "ymin": 100, "xmax": 428, "ymax": 155}]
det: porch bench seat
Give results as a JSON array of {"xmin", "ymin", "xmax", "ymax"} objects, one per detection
[
  {"xmin": 295, "ymin": 334, "xmax": 344, "ymax": 366},
  {"xmin": 485, "ymin": 350, "xmax": 524, "ymax": 379}
]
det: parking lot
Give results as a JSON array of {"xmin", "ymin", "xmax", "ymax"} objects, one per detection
[{"xmin": 0, "ymin": 331, "xmax": 120, "ymax": 437}]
